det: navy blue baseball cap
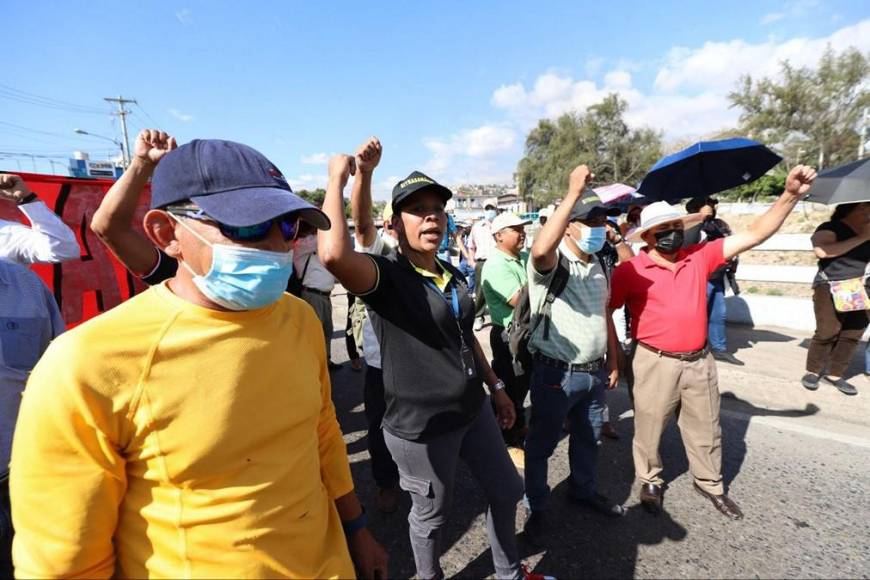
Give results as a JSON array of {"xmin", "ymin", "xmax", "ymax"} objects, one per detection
[{"xmin": 151, "ymin": 139, "xmax": 330, "ymax": 230}]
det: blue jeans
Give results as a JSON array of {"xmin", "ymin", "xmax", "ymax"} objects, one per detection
[
  {"xmin": 865, "ymin": 341, "xmax": 870, "ymax": 374},
  {"xmin": 459, "ymin": 259, "xmax": 476, "ymax": 294},
  {"xmin": 707, "ymin": 279, "xmax": 727, "ymax": 352},
  {"xmin": 524, "ymin": 359, "xmax": 606, "ymax": 512}
]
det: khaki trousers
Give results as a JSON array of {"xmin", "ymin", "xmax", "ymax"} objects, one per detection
[{"xmin": 631, "ymin": 345, "xmax": 724, "ymax": 495}]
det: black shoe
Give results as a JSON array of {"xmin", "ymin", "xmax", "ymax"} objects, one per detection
[
  {"xmin": 523, "ymin": 511, "xmax": 547, "ymax": 545},
  {"xmin": 822, "ymin": 376, "xmax": 858, "ymax": 396},
  {"xmin": 570, "ymin": 492, "xmax": 626, "ymax": 518},
  {"xmin": 712, "ymin": 351, "xmax": 744, "ymax": 366},
  {"xmin": 639, "ymin": 483, "xmax": 663, "ymax": 515},
  {"xmin": 801, "ymin": 373, "xmax": 820, "ymax": 391}
]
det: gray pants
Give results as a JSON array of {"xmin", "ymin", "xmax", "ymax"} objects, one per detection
[
  {"xmin": 301, "ymin": 288, "xmax": 333, "ymax": 360},
  {"xmin": 384, "ymin": 399, "xmax": 524, "ymax": 580}
]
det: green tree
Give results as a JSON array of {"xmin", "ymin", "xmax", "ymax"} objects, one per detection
[
  {"xmin": 515, "ymin": 94, "xmax": 663, "ymax": 206},
  {"xmin": 728, "ymin": 46, "xmax": 869, "ymax": 170}
]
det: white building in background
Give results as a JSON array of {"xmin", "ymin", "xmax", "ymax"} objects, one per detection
[{"xmin": 452, "ymin": 183, "xmax": 527, "ymax": 220}]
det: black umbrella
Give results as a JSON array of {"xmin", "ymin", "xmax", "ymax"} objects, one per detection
[
  {"xmin": 637, "ymin": 137, "xmax": 782, "ymax": 202},
  {"xmin": 804, "ymin": 157, "xmax": 870, "ymax": 205}
]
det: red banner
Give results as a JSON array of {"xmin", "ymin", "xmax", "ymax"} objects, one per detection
[{"xmin": 0, "ymin": 172, "xmax": 151, "ymax": 327}]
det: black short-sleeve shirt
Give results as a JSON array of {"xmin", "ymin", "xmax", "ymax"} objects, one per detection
[
  {"xmin": 814, "ymin": 221, "xmax": 870, "ymax": 285},
  {"xmin": 359, "ymin": 252, "xmax": 485, "ymax": 441}
]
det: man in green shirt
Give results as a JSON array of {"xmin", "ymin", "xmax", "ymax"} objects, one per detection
[{"xmin": 481, "ymin": 213, "xmax": 532, "ymax": 451}]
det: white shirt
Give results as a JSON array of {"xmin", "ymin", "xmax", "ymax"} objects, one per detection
[
  {"xmin": 292, "ymin": 235, "xmax": 335, "ymax": 292},
  {"xmin": 0, "ymin": 201, "xmax": 80, "ymax": 265},
  {"xmin": 357, "ymin": 231, "xmax": 398, "ymax": 368},
  {"xmin": 469, "ymin": 219, "xmax": 494, "ymax": 261}
]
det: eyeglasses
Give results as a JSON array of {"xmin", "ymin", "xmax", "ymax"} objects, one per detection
[{"xmin": 166, "ymin": 207, "xmax": 301, "ymax": 242}]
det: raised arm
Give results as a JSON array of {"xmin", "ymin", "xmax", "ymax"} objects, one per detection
[
  {"xmin": 0, "ymin": 174, "xmax": 80, "ymax": 264},
  {"xmin": 723, "ymin": 165, "xmax": 817, "ymax": 260},
  {"xmin": 318, "ymin": 155, "xmax": 379, "ymax": 295},
  {"xmin": 350, "ymin": 137, "xmax": 382, "ymax": 248},
  {"xmin": 811, "ymin": 226, "xmax": 870, "ymax": 259},
  {"xmin": 90, "ymin": 129, "xmax": 177, "ymax": 275},
  {"xmin": 531, "ymin": 164, "xmax": 592, "ymax": 273}
]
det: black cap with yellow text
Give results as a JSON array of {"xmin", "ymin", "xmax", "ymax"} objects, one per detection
[{"xmin": 391, "ymin": 171, "xmax": 453, "ymax": 211}]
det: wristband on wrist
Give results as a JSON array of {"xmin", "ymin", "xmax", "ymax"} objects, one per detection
[
  {"xmin": 17, "ymin": 193, "xmax": 38, "ymax": 205},
  {"xmin": 342, "ymin": 506, "xmax": 368, "ymax": 536},
  {"xmin": 490, "ymin": 379, "xmax": 506, "ymax": 393}
]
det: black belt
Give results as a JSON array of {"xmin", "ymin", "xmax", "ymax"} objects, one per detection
[
  {"xmin": 533, "ymin": 352, "xmax": 605, "ymax": 373},
  {"xmin": 638, "ymin": 341, "xmax": 708, "ymax": 362},
  {"xmin": 302, "ymin": 287, "xmax": 332, "ymax": 297}
]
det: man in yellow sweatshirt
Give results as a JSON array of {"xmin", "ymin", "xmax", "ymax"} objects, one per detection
[{"xmin": 9, "ymin": 138, "xmax": 388, "ymax": 579}]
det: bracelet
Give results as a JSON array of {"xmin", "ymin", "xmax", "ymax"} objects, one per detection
[
  {"xmin": 490, "ymin": 379, "xmax": 506, "ymax": 392},
  {"xmin": 17, "ymin": 193, "xmax": 38, "ymax": 205},
  {"xmin": 342, "ymin": 506, "xmax": 368, "ymax": 536}
]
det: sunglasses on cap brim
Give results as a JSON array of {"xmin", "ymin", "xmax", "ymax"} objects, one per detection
[{"xmin": 167, "ymin": 207, "xmax": 301, "ymax": 242}]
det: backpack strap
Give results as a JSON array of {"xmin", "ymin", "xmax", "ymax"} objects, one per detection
[{"xmin": 535, "ymin": 253, "xmax": 570, "ymax": 341}]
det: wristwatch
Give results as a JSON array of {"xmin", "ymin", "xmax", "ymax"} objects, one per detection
[
  {"xmin": 16, "ymin": 192, "xmax": 38, "ymax": 205},
  {"xmin": 490, "ymin": 379, "xmax": 506, "ymax": 392}
]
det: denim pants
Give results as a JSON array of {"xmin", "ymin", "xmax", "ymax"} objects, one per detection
[
  {"xmin": 0, "ymin": 479, "xmax": 12, "ymax": 578},
  {"xmin": 383, "ymin": 399, "xmax": 524, "ymax": 580},
  {"xmin": 707, "ymin": 279, "xmax": 727, "ymax": 352},
  {"xmin": 363, "ymin": 367, "xmax": 399, "ymax": 489},
  {"xmin": 865, "ymin": 341, "xmax": 870, "ymax": 374},
  {"xmin": 524, "ymin": 359, "xmax": 606, "ymax": 512}
]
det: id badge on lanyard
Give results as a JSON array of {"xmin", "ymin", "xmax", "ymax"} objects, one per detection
[{"xmin": 430, "ymin": 281, "xmax": 478, "ymax": 380}]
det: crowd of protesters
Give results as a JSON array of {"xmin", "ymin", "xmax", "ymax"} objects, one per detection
[{"xmin": 0, "ymin": 124, "xmax": 844, "ymax": 579}]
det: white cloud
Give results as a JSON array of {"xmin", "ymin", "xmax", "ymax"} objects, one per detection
[
  {"xmin": 422, "ymin": 124, "xmax": 517, "ymax": 184},
  {"xmin": 175, "ymin": 8, "xmax": 192, "ymax": 25},
  {"xmin": 761, "ymin": 12, "xmax": 785, "ymax": 25},
  {"xmin": 168, "ymin": 108, "xmax": 194, "ymax": 123},
  {"xmin": 431, "ymin": 18, "xmax": 869, "ymax": 184},
  {"xmin": 300, "ymin": 152, "xmax": 328, "ymax": 165},
  {"xmin": 287, "ymin": 174, "xmax": 326, "ymax": 191},
  {"xmin": 654, "ymin": 19, "xmax": 870, "ymax": 93}
]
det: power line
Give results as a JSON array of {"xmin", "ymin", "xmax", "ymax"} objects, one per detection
[{"xmin": 0, "ymin": 84, "xmax": 106, "ymax": 115}]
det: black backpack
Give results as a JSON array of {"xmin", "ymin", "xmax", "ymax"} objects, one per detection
[{"xmin": 507, "ymin": 252, "xmax": 610, "ymax": 376}]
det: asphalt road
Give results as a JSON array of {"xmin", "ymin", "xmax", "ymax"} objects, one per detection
[{"xmin": 326, "ymin": 293, "xmax": 870, "ymax": 579}]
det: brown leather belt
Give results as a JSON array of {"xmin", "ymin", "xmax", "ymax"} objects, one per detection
[{"xmin": 638, "ymin": 341, "xmax": 708, "ymax": 362}]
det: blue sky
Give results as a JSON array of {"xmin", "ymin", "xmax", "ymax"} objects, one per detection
[{"xmin": 4, "ymin": 0, "xmax": 869, "ymax": 198}]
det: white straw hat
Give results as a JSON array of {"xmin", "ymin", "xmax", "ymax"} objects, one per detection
[{"xmin": 626, "ymin": 201, "xmax": 704, "ymax": 243}]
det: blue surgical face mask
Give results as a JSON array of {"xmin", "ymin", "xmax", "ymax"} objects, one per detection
[
  {"xmin": 577, "ymin": 225, "xmax": 606, "ymax": 254},
  {"xmin": 171, "ymin": 214, "xmax": 294, "ymax": 311},
  {"xmin": 485, "ymin": 209, "xmax": 497, "ymax": 221}
]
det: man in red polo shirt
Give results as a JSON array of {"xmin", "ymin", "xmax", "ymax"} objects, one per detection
[{"xmin": 609, "ymin": 165, "xmax": 817, "ymax": 520}]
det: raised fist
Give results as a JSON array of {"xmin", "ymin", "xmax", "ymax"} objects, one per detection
[
  {"xmin": 328, "ymin": 154, "xmax": 356, "ymax": 185},
  {"xmin": 355, "ymin": 136, "xmax": 382, "ymax": 174},
  {"xmin": 134, "ymin": 129, "xmax": 177, "ymax": 166},
  {"xmin": 0, "ymin": 174, "xmax": 33, "ymax": 203},
  {"xmin": 784, "ymin": 165, "xmax": 817, "ymax": 199},
  {"xmin": 568, "ymin": 164, "xmax": 594, "ymax": 196}
]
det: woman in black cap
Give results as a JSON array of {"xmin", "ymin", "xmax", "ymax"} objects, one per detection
[{"xmin": 319, "ymin": 152, "xmax": 529, "ymax": 580}]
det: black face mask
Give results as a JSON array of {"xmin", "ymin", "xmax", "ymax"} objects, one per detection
[{"xmin": 654, "ymin": 229, "xmax": 684, "ymax": 253}]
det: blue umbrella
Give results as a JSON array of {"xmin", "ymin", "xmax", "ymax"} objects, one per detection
[{"xmin": 637, "ymin": 137, "xmax": 782, "ymax": 202}]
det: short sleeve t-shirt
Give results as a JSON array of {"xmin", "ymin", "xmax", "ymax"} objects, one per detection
[
  {"xmin": 480, "ymin": 248, "xmax": 529, "ymax": 327},
  {"xmin": 527, "ymin": 243, "xmax": 609, "ymax": 364},
  {"xmin": 359, "ymin": 253, "xmax": 484, "ymax": 441},
  {"xmin": 609, "ymin": 238, "xmax": 726, "ymax": 352},
  {"xmin": 814, "ymin": 221, "xmax": 870, "ymax": 284}
]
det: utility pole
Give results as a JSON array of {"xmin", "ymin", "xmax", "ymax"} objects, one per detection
[{"xmin": 104, "ymin": 95, "xmax": 137, "ymax": 167}]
